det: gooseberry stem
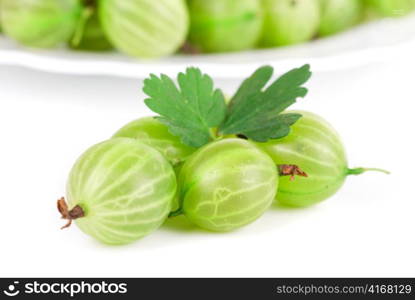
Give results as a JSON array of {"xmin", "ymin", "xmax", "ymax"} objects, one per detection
[
  {"xmin": 57, "ymin": 197, "xmax": 85, "ymax": 229},
  {"xmin": 347, "ymin": 167, "xmax": 390, "ymax": 175},
  {"xmin": 209, "ymin": 128, "xmax": 220, "ymax": 141},
  {"xmin": 71, "ymin": 6, "xmax": 94, "ymax": 47},
  {"xmin": 169, "ymin": 209, "xmax": 183, "ymax": 218}
]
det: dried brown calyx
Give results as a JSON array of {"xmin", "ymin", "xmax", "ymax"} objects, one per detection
[
  {"xmin": 57, "ymin": 197, "xmax": 85, "ymax": 229},
  {"xmin": 82, "ymin": 0, "xmax": 96, "ymax": 8},
  {"xmin": 278, "ymin": 165, "xmax": 308, "ymax": 181},
  {"xmin": 180, "ymin": 42, "xmax": 202, "ymax": 55}
]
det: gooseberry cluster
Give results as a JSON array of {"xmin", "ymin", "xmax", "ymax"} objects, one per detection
[
  {"xmin": 58, "ymin": 65, "xmax": 388, "ymax": 245},
  {"xmin": 0, "ymin": 0, "xmax": 414, "ymax": 57}
]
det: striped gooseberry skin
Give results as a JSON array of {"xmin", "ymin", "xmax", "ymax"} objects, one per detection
[
  {"xmin": 113, "ymin": 117, "xmax": 196, "ymax": 166},
  {"xmin": 256, "ymin": 110, "xmax": 348, "ymax": 207},
  {"xmin": 1, "ymin": 0, "xmax": 81, "ymax": 48},
  {"xmin": 188, "ymin": 0, "xmax": 263, "ymax": 53},
  {"xmin": 318, "ymin": 0, "xmax": 363, "ymax": 37},
  {"xmin": 113, "ymin": 117, "xmax": 196, "ymax": 213},
  {"xmin": 365, "ymin": 0, "xmax": 415, "ymax": 17},
  {"xmin": 178, "ymin": 138, "xmax": 278, "ymax": 232},
  {"xmin": 98, "ymin": 0, "xmax": 189, "ymax": 58},
  {"xmin": 260, "ymin": 0, "xmax": 320, "ymax": 47},
  {"xmin": 67, "ymin": 138, "xmax": 177, "ymax": 245}
]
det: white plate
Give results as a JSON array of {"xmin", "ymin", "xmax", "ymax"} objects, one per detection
[{"xmin": 1, "ymin": 14, "xmax": 415, "ymax": 79}]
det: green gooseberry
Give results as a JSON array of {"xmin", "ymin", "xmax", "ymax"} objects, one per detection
[
  {"xmin": 188, "ymin": 0, "xmax": 263, "ymax": 53},
  {"xmin": 61, "ymin": 138, "xmax": 177, "ymax": 245},
  {"xmin": 113, "ymin": 117, "xmax": 197, "ymax": 213},
  {"xmin": 318, "ymin": 0, "xmax": 364, "ymax": 37},
  {"xmin": 99, "ymin": 0, "xmax": 189, "ymax": 58},
  {"xmin": 178, "ymin": 138, "xmax": 278, "ymax": 232},
  {"xmin": 1, "ymin": 0, "xmax": 81, "ymax": 48},
  {"xmin": 112, "ymin": 117, "xmax": 196, "ymax": 166},
  {"xmin": 260, "ymin": 0, "xmax": 321, "ymax": 47},
  {"xmin": 364, "ymin": 0, "xmax": 415, "ymax": 17},
  {"xmin": 256, "ymin": 110, "xmax": 389, "ymax": 207}
]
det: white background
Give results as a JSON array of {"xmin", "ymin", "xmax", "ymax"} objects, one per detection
[{"xmin": 0, "ymin": 53, "xmax": 414, "ymax": 277}]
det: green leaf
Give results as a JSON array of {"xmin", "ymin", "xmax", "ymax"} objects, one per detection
[
  {"xmin": 219, "ymin": 64, "xmax": 311, "ymax": 141},
  {"xmin": 227, "ymin": 66, "xmax": 273, "ymax": 116},
  {"xmin": 143, "ymin": 67, "xmax": 227, "ymax": 148},
  {"xmin": 241, "ymin": 113, "xmax": 302, "ymax": 142}
]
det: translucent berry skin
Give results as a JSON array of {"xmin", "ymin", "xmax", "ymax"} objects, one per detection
[
  {"xmin": 0, "ymin": 0, "xmax": 81, "ymax": 48},
  {"xmin": 364, "ymin": 0, "xmax": 415, "ymax": 17},
  {"xmin": 260, "ymin": 0, "xmax": 320, "ymax": 47},
  {"xmin": 113, "ymin": 117, "xmax": 196, "ymax": 213},
  {"xmin": 318, "ymin": 0, "xmax": 363, "ymax": 37},
  {"xmin": 99, "ymin": 0, "xmax": 189, "ymax": 58},
  {"xmin": 178, "ymin": 139, "xmax": 278, "ymax": 232},
  {"xmin": 112, "ymin": 117, "xmax": 196, "ymax": 166},
  {"xmin": 256, "ymin": 111, "xmax": 348, "ymax": 207},
  {"xmin": 66, "ymin": 138, "xmax": 177, "ymax": 245},
  {"xmin": 188, "ymin": 0, "xmax": 263, "ymax": 53}
]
